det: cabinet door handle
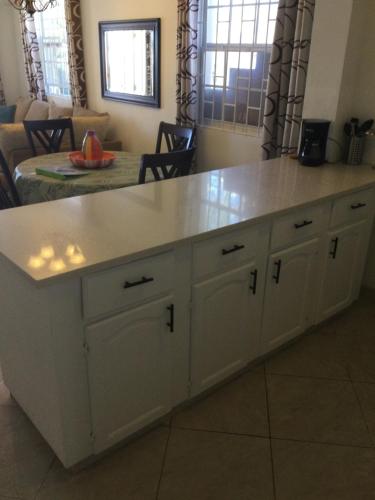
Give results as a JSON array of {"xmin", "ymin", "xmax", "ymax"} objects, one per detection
[
  {"xmin": 124, "ymin": 276, "xmax": 154, "ymax": 289},
  {"xmin": 351, "ymin": 202, "xmax": 367, "ymax": 210},
  {"xmin": 250, "ymin": 269, "xmax": 258, "ymax": 295},
  {"xmin": 294, "ymin": 220, "xmax": 313, "ymax": 229},
  {"xmin": 330, "ymin": 237, "xmax": 339, "ymax": 259},
  {"xmin": 222, "ymin": 244, "xmax": 245, "ymax": 256},
  {"xmin": 273, "ymin": 260, "xmax": 282, "ymax": 284},
  {"xmin": 167, "ymin": 304, "xmax": 174, "ymax": 333}
]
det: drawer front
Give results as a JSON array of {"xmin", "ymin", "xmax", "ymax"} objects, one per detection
[
  {"xmin": 331, "ymin": 188, "xmax": 374, "ymax": 228},
  {"xmin": 193, "ymin": 224, "xmax": 266, "ymax": 281},
  {"xmin": 271, "ymin": 203, "xmax": 329, "ymax": 250},
  {"xmin": 83, "ymin": 252, "xmax": 174, "ymax": 319}
]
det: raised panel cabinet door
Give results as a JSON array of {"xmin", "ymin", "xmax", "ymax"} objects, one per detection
[
  {"xmin": 191, "ymin": 262, "xmax": 261, "ymax": 396},
  {"xmin": 318, "ymin": 220, "xmax": 368, "ymax": 322},
  {"xmin": 86, "ymin": 296, "xmax": 174, "ymax": 454},
  {"xmin": 261, "ymin": 239, "xmax": 320, "ymax": 354}
]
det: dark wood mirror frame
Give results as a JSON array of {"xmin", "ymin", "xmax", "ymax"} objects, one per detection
[{"xmin": 99, "ymin": 18, "xmax": 161, "ymax": 108}]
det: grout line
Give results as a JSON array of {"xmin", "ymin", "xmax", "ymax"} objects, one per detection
[
  {"xmin": 155, "ymin": 425, "xmax": 172, "ymax": 500},
  {"xmin": 171, "ymin": 420, "xmax": 375, "ymax": 450},
  {"xmin": 270, "ymin": 435, "xmax": 374, "ymax": 450},
  {"xmin": 264, "ymin": 364, "xmax": 277, "ymax": 500},
  {"xmin": 32, "ymin": 455, "xmax": 56, "ymax": 500},
  {"xmin": 349, "ymin": 378, "xmax": 375, "ymax": 449},
  {"xmin": 265, "ymin": 370, "xmax": 352, "ymax": 383}
]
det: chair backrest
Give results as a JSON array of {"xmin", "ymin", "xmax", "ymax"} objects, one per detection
[
  {"xmin": 155, "ymin": 121, "xmax": 195, "ymax": 153},
  {"xmin": 0, "ymin": 149, "xmax": 21, "ymax": 207},
  {"xmin": 139, "ymin": 148, "xmax": 196, "ymax": 185},
  {"xmin": 23, "ymin": 118, "xmax": 76, "ymax": 156},
  {"xmin": 0, "ymin": 185, "xmax": 14, "ymax": 210}
]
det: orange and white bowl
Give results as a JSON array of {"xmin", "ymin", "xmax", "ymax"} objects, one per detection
[{"xmin": 69, "ymin": 151, "xmax": 116, "ymax": 169}]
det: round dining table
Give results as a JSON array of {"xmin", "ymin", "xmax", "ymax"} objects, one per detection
[{"xmin": 14, "ymin": 151, "xmax": 142, "ymax": 205}]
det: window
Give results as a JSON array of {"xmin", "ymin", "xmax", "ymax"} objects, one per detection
[
  {"xmin": 34, "ymin": 0, "xmax": 70, "ymax": 97},
  {"xmin": 200, "ymin": 0, "xmax": 278, "ymax": 134}
]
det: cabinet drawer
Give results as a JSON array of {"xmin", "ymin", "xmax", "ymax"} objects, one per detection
[
  {"xmin": 83, "ymin": 252, "xmax": 174, "ymax": 319},
  {"xmin": 331, "ymin": 188, "xmax": 374, "ymax": 228},
  {"xmin": 271, "ymin": 203, "xmax": 328, "ymax": 250},
  {"xmin": 193, "ymin": 224, "xmax": 266, "ymax": 281}
]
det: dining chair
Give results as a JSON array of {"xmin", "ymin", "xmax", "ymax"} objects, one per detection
[
  {"xmin": 0, "ymin": 149, "xmax": 21, "ymax": 208},
  {"xmin": 23, "ymin": 118, "xmax": 76, "ymax": 156},
  {"xmin": 138, "ymin": 148, "xmax": 196, "ymax": 184},
  {"xmin": 155, "ymin": 121, "xmax": 195, "ymax": 153}
]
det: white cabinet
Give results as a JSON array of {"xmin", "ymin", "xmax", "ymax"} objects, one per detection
[
  {"xmin": 261, "ymin": 239, "xmax": 320, "ymax": 354},
  {"xmin": 318, "ymin": 220, "xmax": 368, "ymax": 321},
  {"xmin": 86, "ymin": 295, "xmax": 174, "ymax": 453},
  {"xmin": 190, "ymin": 262, "xmax": 262, "ymax": 396}
]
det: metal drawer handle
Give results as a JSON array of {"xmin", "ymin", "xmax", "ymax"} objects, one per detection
[
  {"xmin": 167, "ymin": 304, "xmax": 174, "ymax": 333},
  {"xmin": 124, "ymin": 276, "xmax": 154, "ymax": 289},
  {"xmin": 351, "ymin": 202, "xmax": 367, "ymax": 210},
  {"xmin": 250, "ymin": 269, "xmax": 258, "ymax": 295},
  {"xmin": 294, "ymin": 220, "xmax": 313, "ymax": 229},
  {"xmin": 273, "ymin": 260, "xmax": 282, "ymax": 284},
  {"xmin": 222, "ymin": 244, "xmax": 245, "ymax": 256},
  {"xmin": 330, "ymin": 237, "xmax": 339, "ymax": 259}
]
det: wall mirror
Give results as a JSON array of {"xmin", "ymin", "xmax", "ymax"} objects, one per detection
[{"xmin": 99, "ymin": 19, "xmax": 161, "ymax": 108}]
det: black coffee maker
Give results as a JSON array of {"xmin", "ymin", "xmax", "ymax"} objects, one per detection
[{"xmin": 298, "ymin": 119, "xmax": 330, "ymax": 166}]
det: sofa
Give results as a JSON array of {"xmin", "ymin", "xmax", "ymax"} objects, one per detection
[{"xmin": 0, "ymin": 97, "xmax": 122, "ymax": 172}]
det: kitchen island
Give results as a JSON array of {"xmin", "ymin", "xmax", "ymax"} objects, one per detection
[{"xmin": 0, "ymin": 157, "xmax": 374, "ymax": 468}]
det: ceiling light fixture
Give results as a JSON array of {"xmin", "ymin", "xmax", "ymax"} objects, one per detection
[{"xmin": 7, "ymin": 0, "xmax": 57, "ymax": 15}]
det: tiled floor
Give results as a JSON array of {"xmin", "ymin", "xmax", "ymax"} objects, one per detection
[{"xmin": 1, "ymin": 288, "xmax": 375, "ymax": 499}]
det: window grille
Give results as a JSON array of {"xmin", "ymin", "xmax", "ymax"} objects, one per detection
[
  {"xmin": 199, "ymin": 0, "xmax": 278, "ymax": 135},
  {"xmin": 34, "ymin": 1, "xmax": 70, "ymax": 98}
]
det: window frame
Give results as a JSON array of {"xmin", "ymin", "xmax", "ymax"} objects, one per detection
[{"xmin": 198, "ymin": 0, "xmax": 278, "ymax": 136}]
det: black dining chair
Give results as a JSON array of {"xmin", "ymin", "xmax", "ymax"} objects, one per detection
[
  {"xmin": 155, "ymin": 121, "xmax": 195, "ymax": 153},
  {"xmin": 23, "ymin": 118, "xmax": 76, "ymax": 156},
  {"xmin": 0, "ymin": 149, "xmax": 21, "ymax": 208},
  {"xmin": 138, "ymin": 148, "xmax": 196, "ymax": 185}
]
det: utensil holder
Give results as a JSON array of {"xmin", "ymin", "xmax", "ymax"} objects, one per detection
[{"xmin": 346, "ymin": 136, "xmax": 365, "ymax": 165}]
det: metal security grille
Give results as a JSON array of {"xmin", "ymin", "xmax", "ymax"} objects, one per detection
[
  {"xmin": 34, "ymin": 0, "xmax": 70, "ymax": 98},
  {"xmin": 199, "ymin": 0, "xmax": 278, "ymax": 135}
]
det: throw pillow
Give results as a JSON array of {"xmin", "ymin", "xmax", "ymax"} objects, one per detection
[
  {"xmin": 49, "ymin": 101, "xmax": 73, "ymax": 119},
  {"xmin": 24, "ymin": 100, "xmax": 50, "ymax": 121},
  {"xmin": 0, "ymin": 105, "xmax": 16, "ymax": 124},
  {"xmin": 14, "ymin": 96, "xmax": 34, "ymax": 122}
]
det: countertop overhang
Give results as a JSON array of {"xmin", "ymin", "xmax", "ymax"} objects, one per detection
[{"xmin": 1, "ymin": 157, "xmax": 375, "ymax": 283}]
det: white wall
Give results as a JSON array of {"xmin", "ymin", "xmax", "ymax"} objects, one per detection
[{"xmin": 0, "ymin": 0, "xmax": 27, "ymax": 104}]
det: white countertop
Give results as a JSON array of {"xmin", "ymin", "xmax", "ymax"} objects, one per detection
[{"xmin": 1, "ymin": 157, "xmax": 375, "ymax": 283}]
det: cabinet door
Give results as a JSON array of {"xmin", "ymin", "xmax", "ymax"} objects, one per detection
[
  {"xmin": 318, "ymin": 221, "xmax": 368, "ymax": 321},
  {"xmin": 86, "ymin": 296, "xmax": 174, "ymax": 453},
  {"xmin": 191, "ymin": 262, "xmax": 261, "ymax": 396},
  {"xmin": 261, "ymin": 239, "xmax": 319, "ymax": 354}
]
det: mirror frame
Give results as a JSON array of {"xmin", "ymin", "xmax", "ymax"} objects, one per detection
[{"xmin": 99, "ymin": 18, "xmax": 161, "ymax": 108}]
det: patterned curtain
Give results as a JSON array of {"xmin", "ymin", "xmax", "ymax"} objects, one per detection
[
  {"xmin": 176, "ymin": 0, "xmax": 200, "ymax": 127},
  {"xmin": 262, "ymin": 0, "xmax": 315, "ymax": 160},
  {"xmin": 65, "ymin": 0, "xmax": 87, "ymax": 107},
  {"xmin": 0, "ymin": 75, "xmax": 5, "ymax": 105},
  {"xmin": 20, "ymin": 12, "xmax": 47, "ymax": 101}
]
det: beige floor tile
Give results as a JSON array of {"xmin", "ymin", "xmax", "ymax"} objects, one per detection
[
  {"xmin": 267, "ymin": 374, "xmax": 371, "ymax": 446},
  {"xmin": 158, "ymin": 428, "xmax": 273, "ymax": 500},
  {"xmin": 172, "ymin": 370, "xmax": 269, "ymax": 437},
  {"xmin": 0, "ymin": 405, "xmax": 54, "ymax": 499},
  {"xmin": 0, "ymin": 444, "xmax": 53, "ymax": 500},
  {"xmin": 0, "ymin": 405, "xmax": 49, "ymax": 467},
  {"xmin": 347, "ymin": 340, "xmax": 375, "ymax": 383},
  {"xmin": 273, "ymin": 438, "xmax": 375, "ymax": 500},
  {"xmin": 36, "ymin": 426, "xmax": 169, "ymax": 500},
  {"xmin": 266, "ymin": 330, "xmax": 355, "ymax": 380},
  {"xmin": 353, "ymin": 382, "xmax": 375, "ymax": 445}
]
